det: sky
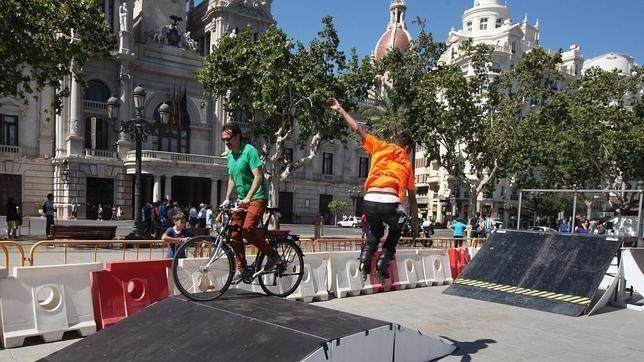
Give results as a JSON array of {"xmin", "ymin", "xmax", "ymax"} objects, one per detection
[{"xmin": 270, "ymin": 0, "xmax": 643, "ymax": 64}]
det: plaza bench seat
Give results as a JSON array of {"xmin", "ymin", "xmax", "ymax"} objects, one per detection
[{"xmin": 51, "ymin": 225, "xmax": 117, "ymax": 240}]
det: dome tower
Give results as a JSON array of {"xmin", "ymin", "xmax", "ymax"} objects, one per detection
[{"xmin": 373, "ymin": 0, "xmax": 413, "ymax": 60}]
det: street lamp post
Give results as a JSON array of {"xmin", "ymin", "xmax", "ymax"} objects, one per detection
[
  {"xmin": 348, "ymin": 186, "xmax": 362, "ymax": 216},
  {"xmin": 107, "ymin": 86, "xmax": 170, "ymax": 239}
]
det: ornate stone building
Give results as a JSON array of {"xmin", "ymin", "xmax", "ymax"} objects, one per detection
[
  {"xmin": 413, "ymin": 0, "xmax": 585, "ymax": 224},
  {"xmin": 0, "ymin": 0, "xmax": 371, "ymax": 224}
]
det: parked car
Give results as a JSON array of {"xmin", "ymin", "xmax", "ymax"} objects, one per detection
[
  {"xmin": 337, "ymin": 216, "xmax": 360, "ymax": 228},
  {"xmin": 526, "ymin": 226, "xmax": 556, "ymax": 232}
]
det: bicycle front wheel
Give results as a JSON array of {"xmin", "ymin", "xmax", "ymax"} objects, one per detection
[
  {"xmin": 258, "ymin": 239, "xmax": 305, "ymax": 298},
  {"xmin": 172, "ymin": 235, "xmax": 235, "ymax": 302}
]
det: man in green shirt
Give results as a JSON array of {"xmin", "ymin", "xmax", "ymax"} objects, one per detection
[{"xmin": 220, "ymin": 123, "xmax": 279, "ymax": 284}]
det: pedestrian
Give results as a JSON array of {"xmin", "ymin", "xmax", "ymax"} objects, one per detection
[
  {"xmin": 205, "ymin": 205, "xmax": 214, "ymax": 231},
  {"xmin": 575, "ymin": 219, "xmax": 591, "ymax": 234},
  {"xmin": 449, "ymin": 219, "xmax": 467, "ymax": 247},
  {"xmin": 158, "ymin": 199, "xmax": 168, "ymax": 227},
  {"xmin": 188, "ymin": 203, "xmax": 198, "ymax": 227},
  {"xmin": 44, "ymin": 193, "xmax": 56, "ymax": 239},
  {"xmin": 116, "ymin": 205, "xmax": 123, "ymax": 221},
  {"xmin": 97, "ymin": 204, "xmax": 103, "ymax": 221},
  {"xmin": 558, "ymin": 218, "xmax": 570, "ymax": 233},
  {"xmin": 161, "ymin": 211, "xmax": 193, "ymax": 258},
  {"xmin": 314, "ymin": 212, "xmax": 322, "ymax": 240},
  {"xmin": 594, "ymin": 218, "xmax": 606, "ymax": 235},
  {"xmin": 111, "ymin": 205, "xmax": 117, "ymax": 220},
  {"xmin": 168, "ymin": 201, "xmax": 181, "ymax": 221},
  {"xmin": 360, "ymin": 213, "xmax": 369, "ymax": 238},
  {"xmin": 71, "ymin": 199, "xmax": 79, "ymax": 219},
  {"xmin": 5, "ymin": 197, "xmax": 19, "ymax": 238},
  {"xmin": 328, "ymin": 97, "xmax": 418, "ymax": 283},
  {"xmin": 219, "ymin": 123, "xmax": 280, "ymax": 285},
  {"xmin": 197, "ymin": 203, "xmax": 207, "ymax": 228}
]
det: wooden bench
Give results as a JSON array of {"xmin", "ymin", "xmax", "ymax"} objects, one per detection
[{"xmin": 50, "ymin": 225, "xmax": 117, "ymax": 240}]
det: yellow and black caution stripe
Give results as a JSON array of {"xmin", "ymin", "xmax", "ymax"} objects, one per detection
[{"xmin": 454, "ymin": 278, "xmax": 592, "ymax": 306}]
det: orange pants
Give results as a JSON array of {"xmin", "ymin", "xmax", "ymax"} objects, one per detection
[{"xmin": 229, "ymin": 199, "xmax": 275, "ymax": 271}]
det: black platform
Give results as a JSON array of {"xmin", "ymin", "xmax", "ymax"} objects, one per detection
[
  {"xmin": 443, "ymin": 230, "xmax": 620, "ymax": 316},
  {"xmin": 42, "ymin": 289, "xmax": 395, "ymax": 361}
]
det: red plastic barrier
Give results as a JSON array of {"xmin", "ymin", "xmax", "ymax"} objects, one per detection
[
  {"xmin": 448, "ymin": 248, "xmax": 471, "ymax": 279},
  {"xmin": 365, "ymin": 251, "xmax": 401, "ymax": 293},
  {"xmin": 91, "ymin": 259, "xmax": 172, "ymax": 329}
]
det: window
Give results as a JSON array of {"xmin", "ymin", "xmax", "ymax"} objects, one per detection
[
  {"xmin": 154, "ymin": 103, "xmax": 190, "ymax": 153},
  {"xmin": 451, "ymin": 47, "xmax": 457, "ymax": 60},
  {"xmin": 480, "ymin": 18, "xmax": 488, "ymax": 30},
  {"xmin": 491, "ymin": 63, "xmax": 502, "ymax": 73},
  {"xmin": 284, "ymin": 148, "xmax": 293, "ymax": 162},
  {"xmin": 0, "ymin": 115, "xmax": 18, "ymax": 146},
  {"xmin": 97, "ymin": 0, "xmax": 114, "ymax": 31},
  {"xmin": 511, "ymin": 41, "xmax": 517, "ymax": 54},
  {"xmin": 461, "ymin": 63, "xmax": 469, "ymax": 74},
  {"xmin": 253, "ymin": 32, "xmax": 259, "ymax": 42},
  {"xmin": 322, "ymin": 152, "xmax": 333, "ymax": 175},
  {"xmin": 84, "ymin": 117, "xmax": 111, "ymax": 150},
  {"xmin": 359, "ymin": 157, "xmax": 369, "ymax": 178},
  {"xmin": 466, "ymin": 21, "xmax": 472, "ymax": 32},
  {"xmin": 496, "ymin": 18, "xmax": 503, "ymax": 28},
  {"xmin": 85, "ymin": 80, "xmax": 110, "ymax": 102}
]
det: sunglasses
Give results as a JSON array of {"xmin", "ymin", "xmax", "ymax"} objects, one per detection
[{"xmin": 221, "ymin": 137, "xmax": 232, "ymax": 142}]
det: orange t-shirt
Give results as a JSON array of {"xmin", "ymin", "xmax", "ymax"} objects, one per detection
[{"xmin": 362, "ymin": 134, "xmax": 415, "ymax": 201}]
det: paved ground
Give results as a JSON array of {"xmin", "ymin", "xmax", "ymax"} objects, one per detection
[{"xmin": 1, "ymin": 285, "xmax": 643, "ymax": 361}]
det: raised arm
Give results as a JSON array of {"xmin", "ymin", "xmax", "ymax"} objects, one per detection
[{"xmin": 326, "ymin": 97, "xmax": 367, "ymax": 140}]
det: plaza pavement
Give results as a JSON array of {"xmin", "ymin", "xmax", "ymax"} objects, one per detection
[{"xmin": 1, "ymin": 285, "xmax": 643, "ymax": 361}]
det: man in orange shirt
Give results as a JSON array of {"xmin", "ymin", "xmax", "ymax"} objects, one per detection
[{"xmin": 328, "ymin": 97, "xmax": 418, "ymax": 283}]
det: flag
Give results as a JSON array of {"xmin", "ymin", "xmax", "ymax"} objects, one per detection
[{"xmin": 180, "ymin": 86, "xmax": 189, "ymax": 129}]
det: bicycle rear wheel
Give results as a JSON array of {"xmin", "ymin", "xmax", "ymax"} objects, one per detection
[
  {"xmin": 172, "ymin": 235, "xmax": 235, "ymax": 301},
  {"xmin": 257, "ymin": 239, "xmax": 304, "ymax": 297}
]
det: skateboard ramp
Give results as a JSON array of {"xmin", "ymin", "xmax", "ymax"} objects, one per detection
[
  {"xmin": 42, "ymin": 289, "xmax": 454, "ymax": 361},
  {"xmin": 443, "ymin": 230, "xmax": 620, "ymax": 316}
]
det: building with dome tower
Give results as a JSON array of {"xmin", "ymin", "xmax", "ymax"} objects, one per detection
[{"xmin": 413, "ymin": 0, "xmax": 586, "ymax": 225}]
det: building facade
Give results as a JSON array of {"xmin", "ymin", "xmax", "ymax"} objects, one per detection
[
  {"xmin": 0, "ymin": 0, "xmax": 372, "ymax": 224},
  {"xmin": 414, "ymin": 0, "xmax": 585, "ymax": 225}
]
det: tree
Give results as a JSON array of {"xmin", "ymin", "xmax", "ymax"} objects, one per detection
[
  {"xmin": 196, "ymin": 17, "xmax": 372, "ymax": 210},
  {"xmin": 0, "ymin": 0, "xmax": 115, "ymax": 110},
  {"xmin": 327, "ymin": 200, "xmax": 347, "ymax": 225}
]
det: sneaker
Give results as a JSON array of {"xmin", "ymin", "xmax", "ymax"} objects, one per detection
[
  {"xmin": 232, "ymin": 271, "xmax": 244, "ymax": 285},
  {"xmin": 359, "ymin": 262, "xmax": 369, "ymax": 282},
  {"xmin": 263, "ymin": 253, "xmax": 281, "ymax": 271}
]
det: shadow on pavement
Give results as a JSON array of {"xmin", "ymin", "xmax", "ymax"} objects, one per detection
[{"xmin": 436, "ymin": 336, "xmax": 497, "ymax": 361}]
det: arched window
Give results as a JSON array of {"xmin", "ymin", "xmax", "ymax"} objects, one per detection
[
  {"xmin": 84, "ymin": 80, "xmax": 110, "ymax": 102},
  {"xmin": 154, "ymin": 103, "xmax": 190, "ymax": 153}
]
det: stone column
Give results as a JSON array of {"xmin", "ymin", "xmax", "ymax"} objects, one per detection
[
  {"xmin": 153, "ymin": 175, "xmax": 162, "ymax": 202},
  {"xmin": 66, "ymin": 69, "xmax": 85, "ymax": 156},
  {"xmin": 164, "ymin": 176, "xmax": 172, "ymax": 201},
  {"xmin": 210, "ymin": 178, "xmax": 218, "ymax": 207},
  {"xmin": 436, "ymin": 200, "xmax": 443, "ymax": 224}
]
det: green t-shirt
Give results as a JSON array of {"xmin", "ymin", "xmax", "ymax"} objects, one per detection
[{"xmin": 227, "ymin": 142, "xmax": 268, "ymax": 200}]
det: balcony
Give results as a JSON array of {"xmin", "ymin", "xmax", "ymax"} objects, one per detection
[
  {"xmin": 125, "ymin": 150, "xmax": 227, "ymax": 167},
  {"xmin": 84, "ymin": 100, "xmax": 107, "ymax": 113},
  {"xmin": 0, "ymin": 145, "xmax": 20, "ymax": 154},
  {"xmin": 84, "ymin": 148, "xmax": 118, "ymax": 159}
]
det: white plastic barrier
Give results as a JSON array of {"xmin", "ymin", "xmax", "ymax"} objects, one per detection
[
  {"xmin": 599, "ymin": 256, "xmax": 619, "ymax": 290},
  {"xmin": 467, "ymin": 247, "xmax": 480, "ymax": 261},
  {"xmin": 0, "ymin": 262, "xmax": 103, "ymax": 348},
  {"xmin": 392, "ymin": 250, "xmax": 421, "ymax": 290},
  {"xmin": 329, "ymin": 251, "xmax": 363, "ymax": 298},
  {"xmin": 288, "ymin": 253, "xmax": 330, "ymax": 302},
  {"xmin": 417, "ymin": 249, "xmax": 452, "ymax": 286}
]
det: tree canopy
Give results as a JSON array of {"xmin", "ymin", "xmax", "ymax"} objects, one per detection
[
  {"xmin": 196, "ymin": 17, "xmax": 372, "ymax": 207},
  {"xmin": 0, "ymin": 0, "xmax": 115, "ymax": 110}
]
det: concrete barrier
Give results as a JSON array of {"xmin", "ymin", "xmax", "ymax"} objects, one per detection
[{"xmin": 0, "ymin": 262, "xmax": 103, "ymax": 348}]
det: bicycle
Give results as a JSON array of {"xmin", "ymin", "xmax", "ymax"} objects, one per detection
[{"xmin": 171, "ymin": 206, "xmax": 305, "ymax": 301}]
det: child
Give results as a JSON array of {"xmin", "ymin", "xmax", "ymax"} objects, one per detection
[{"xmin": 162, "ymin": 211, "xmax": 193, "ymax": 258}]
